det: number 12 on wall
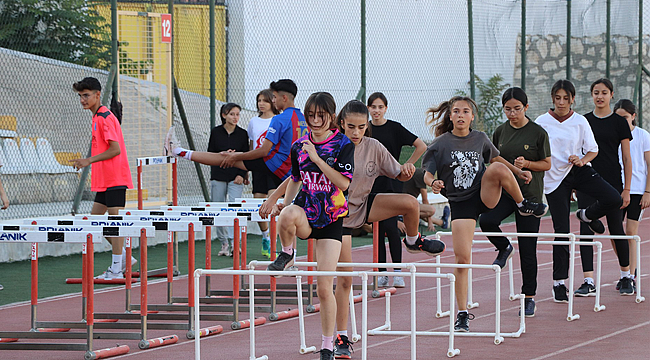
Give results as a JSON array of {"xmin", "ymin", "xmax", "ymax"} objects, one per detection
[{"xmin": 161, "ymin": 14, "xmax": 172, "ymax": 43}]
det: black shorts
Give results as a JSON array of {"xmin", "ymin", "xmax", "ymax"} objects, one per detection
[
  {"xmin": 301, "ymin": 218, "xmax": 344, "ymax": 242},
  {"xmin": 252, "ymin": 170, "xmax": 277, "ymax": 194},
  {"xmin": 94, "ymin": 186, "xmax": 127, "ymax": 208},
  {"xmin": 342, "ymin": 193, "xmax": 377, "ymax": 236},
  {"xmin": 449, "ymin": 189, "xmax": 490, "ymax": 221},
  {"xmin": 622, "ymin": 194, "xmax": 644, "ymax": 221},
  {"xmin": 243, "ymin": 158, "xmax": 282, "ymax": 188}
]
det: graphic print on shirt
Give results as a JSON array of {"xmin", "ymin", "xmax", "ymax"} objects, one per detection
[
  {"xmin": 450, "ymin": 150, "xmax": 480, "ymax": 190},
  {"xmin": 255, "ymin": 130, "xmax": 268, "ymax": 149}
]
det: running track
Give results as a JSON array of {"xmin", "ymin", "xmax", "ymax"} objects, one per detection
[{"xmin": 0, "ymin": 214, "xmax": 648, "ymax": 359}]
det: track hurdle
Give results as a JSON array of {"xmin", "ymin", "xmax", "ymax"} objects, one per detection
[
  {"xmin": 0, "ymin": 230, "xmax": 131, "ymax": 359},
  {"xmin": 433, "ymin": 232, "xmax": 604, "ymax": 322}
]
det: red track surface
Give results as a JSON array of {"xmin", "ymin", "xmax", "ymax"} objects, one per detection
[{"xmin": 1, "ymin": 215, "xmax": 648, "ymax": 359}]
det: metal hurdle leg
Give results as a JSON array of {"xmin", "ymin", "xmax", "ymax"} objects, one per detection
[
  {"xmin": 467, "ymin": 251, "xmax": 478, "ymax": 309},
  {"xmin": 125, "ymin": 236, "xmax": 133, "ymax": 312},
  {"xmin": 567, "ymin": 234, "xmax": 580, "ymax": 321},
  {"xmin": 349, "ymin": 288, "xmax": 361, "ymax": 342},
  {"xmin": 296, "ymin": 276, "xmax": 317, "ymax": 354},
  {"xmin": 634, "ymin": 236, "xmax": 645, "ymax": 303},
  {"xmin": 167, "ymin": 231, "xmax": 174, "ymax": 304},
  {"xmin": 31, "ymin": 243, "xmax": 38, "ymax": 330},
  {"xmin": 205, "ymin": 226, "xmax": 212, "ymax": 296},
  {"xmin": 594, "ymin": 242, "xmax": 606, "ymax": 312}
]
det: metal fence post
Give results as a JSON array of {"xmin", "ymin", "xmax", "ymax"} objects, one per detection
[
  {"xmin": 606, "ymin": 0, "xmax": 611, "ymax": 79},
  {"xmin": 468, "ymin": 0, "xmax": 476, "ymax": 99},
  {"xmin": 521, "ymin": 0, "xmax": 526, "ymax": 90},
  {"xmin": 566, "ymin": 0, "xmax": 571, "ymax": 81}
]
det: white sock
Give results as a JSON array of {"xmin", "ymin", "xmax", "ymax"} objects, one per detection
[
  {"xmin": 394, "ymin": 268, "xmax": 402, "ymax": 273},
  {"xmin": 621, "ymin": 270, "xmax": 631, "ymax": 279},
  {"xmin": 337, "ymin": 330, "xmax": 348, "ymax": 338},
  {"xmin": 554, "ymin": 280, "xmax": 565, "ymax": 286},
  {"xmin": 584, "ymin": 277, "xmax": 594, "ymax": 285},
  {"xmin": 516, "ymin": 200, "xmax": 524, "ymax": 207},
  {"xmin": 405, "ymin": 233, "xmax": 419, "ymax": 245},
  {"xmin": 111, "ymin": 254, "xmax": 122, "ymax": 273},
  {"xmin": 458, "ymin": 310, "xmax": 468, "ymax": 314},
  {"xmin": 262, "ymin": 230, "xmax": 270, "ymax": 240}
]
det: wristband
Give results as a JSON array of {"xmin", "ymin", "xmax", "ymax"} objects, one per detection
[{"xmin": 431, "ymin": 179, "xmax": 436, "ymax": 187}]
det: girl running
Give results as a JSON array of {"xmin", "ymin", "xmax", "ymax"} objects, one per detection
[
  {"xmin": 615, "ymin": 99, "xmax": 649, "ymax": 291},
  {"xmin": 479, "ymin": 87, "xmax": 551, "ymax": 317},
  {"xmin": 247, "ymin": 89, "xmax": 280, "ymax": 258},
  {"xmin": 208, "ymin": 103, "xmax": 249, "ymax": 257},
  {"xmin": 264, "ymin": 92, "xmax": 354, "ymax": 360},
  {"xmin": 535, "ymin": 79, "xmax": 629, "ymax": 302},
  {"xmin": 260, "ymin": 100, "xmax": 445, "ymax": 359},
  {"xmin": 575, "ymin": 78, "xmax": 633, "ymax": 296},
  {"xmin": 422, "ymin": 96, "xmax": 547, "ymax": 332}
]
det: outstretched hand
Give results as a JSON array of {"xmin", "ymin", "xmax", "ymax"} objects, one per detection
[{"xmin": 431, "ymin": 180, "xmax": 445, "ymax": 194}]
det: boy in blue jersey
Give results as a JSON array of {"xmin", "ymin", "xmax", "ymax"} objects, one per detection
[{"xmin": 165, "ymin": 79, "xmax": 307, "ymax": 185}]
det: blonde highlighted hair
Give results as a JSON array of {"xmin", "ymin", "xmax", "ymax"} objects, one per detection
[{"xmin": 426, "ymin": 96, "xmax": 478, "ymax": 137}]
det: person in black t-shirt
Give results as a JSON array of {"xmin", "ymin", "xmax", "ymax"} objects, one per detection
[
  {"xmin": 367, "ymin": 92, "xmax": 427, "ymax": 288},
  {"xmin": 577, "ymin": 78, "xmax": 633, "ymax": 296},
  {"xmin": 208, "ymin": 103, "xmax": 249, "ymax": 257}
]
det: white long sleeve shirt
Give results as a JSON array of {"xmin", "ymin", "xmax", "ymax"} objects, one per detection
[{"xmin": 536, "ymin": 111, "xmax": 598, "ymax": 194}]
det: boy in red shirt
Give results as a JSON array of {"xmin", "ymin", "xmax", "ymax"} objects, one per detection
[{"xmin": 71, "ymin": 77, "xmax": 133, "ymax": 280}]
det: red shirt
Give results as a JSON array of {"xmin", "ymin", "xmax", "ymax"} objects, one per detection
[{"xmin": 91, "ymin": 106, "xmax": 133, "ymax": 191}]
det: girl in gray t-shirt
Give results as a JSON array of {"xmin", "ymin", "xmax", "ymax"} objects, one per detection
[{"xmin": 422, "ymin": 96, "xmax": 548, "ymax": 332}]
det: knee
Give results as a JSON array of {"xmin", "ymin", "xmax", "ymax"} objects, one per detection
[
  {"xmin": 317, "ymin": 280, "xmax": 334, "ymax": 299},
  {"xmin": 337, "ymin": 276, "xmax": 353, "ymax": 291},
  {"xmin": 405, "ymin": 196, "xmax": 420, "ymax": 214},
  {"xmin": 486, "ymin": 162, "xmax": 510, "ymax": 178},
  {"xmin": 278, "ymin": 206, "xmax": 299, "ymax": 225},
  {"xmin": 455, "ymin": 254, "xmax": 471, "ymax": 265}
]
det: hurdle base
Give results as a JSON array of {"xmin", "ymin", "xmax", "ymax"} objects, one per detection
[
  {"xmin": 138, "ymin": 335, "xmax": 178, "ymax": 350},
  {"xmin": 84, "ymin": 345, "xmax": 130, "ymax": 360}
]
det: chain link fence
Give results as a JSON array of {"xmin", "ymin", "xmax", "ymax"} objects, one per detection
[{"xmin": 1, "ymin": 0, "xmax": 649, "ymax": 220}]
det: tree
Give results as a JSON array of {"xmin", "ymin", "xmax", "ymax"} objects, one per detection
[
  {"xmin": 456, "ymin": 74, "xmax": 510, "ymax": 136},
  {"xmin": 0, "ymin": 0, "xmax": 110, "ymax": 69}
]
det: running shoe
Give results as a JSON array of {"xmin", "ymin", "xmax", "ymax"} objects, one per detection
[
  {"xmin": 261, "ymin": 238, "xmax": 271, "ymax": 259},
  {"xmin": 619, "ymin": 277, "xmax": 635, "ymax": 296},
  {"xmin": 553, "ymin": 284, "xmax": 569, "ymax": 303},
  {"xmin": 518, "ymin": 298, "xmax": 536, "ymax": 317},
  {"xmin": 319, "ymin": 348, "xmax": 334, "ymax": 360},
  {"xmin": 334, "ymin": 334, "xmax": 353, "ymax": 359},
  {"xmin": 377, "ymin": 275, "xmax": 389, "ymax": 288},
  {"xmin": 217, "ymin": 243, "xmax": 229, "ymax": 256},
  {"xmin": 121, "ymin": 255, "xmax": 138, "ymax": 273},
  {"xmin": 95, "ymin": 268, "xmax": 124, "ymax": 280},
  {"xmin": 574, "ymin": 281, "xmax": 596, "ymax": 297},
  {"xmin": 267, "ymin": 250, "xmax": 294, "ymax": 274},
  {"xmin": 492, "ymin": 244, "xmax": 514, "ymax": 269},
  {"xmin": 575, "ymin": 209, "xmax": 605, "ymax": 234},
  {"xmin": 164, "ymin": 126, "xmax": 180, "ymax": 157},
  {"xmin": 392, "ymin": 276, "xmax": 405, "ymax": 288},
  {"xmin": 0, "ymin": 284, "xmax": 3, "ymax": 291},
  {"xmin": 403, "ymin": 234, "xmax": 446, "ymax": 256},
  {"xmin": 441, "ymin": 205, "xmax": 450, "ymax": 229},
  {"xmin": 517, "ymin": 199, "xmax": 548, "ymax": 218},
  {"xmin": 454, "ymin": 312, "xmax": 474, "ymax": 332}
]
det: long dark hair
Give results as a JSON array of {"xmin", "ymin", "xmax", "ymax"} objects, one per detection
[
  {"xmin": 426, "ymin": 96, "xmax": 478, "ymax": 137},
  {"xmin": 336, "ymin": 100, "xmax": 372, "ymax": 137},
  {"xmin": 304, "ymin": 92, "xmax": 337, "ymax": 130},
  {"xmin": 256, "ymin": 89, "xmax": 279, "ymax": 116},
  {"xmin": 220, "ymin": 103, "xmax": 241, "ymax": 125},
  {"xmin": 613, "ymin": 99, "xmax": 637, "ymax": 126}
]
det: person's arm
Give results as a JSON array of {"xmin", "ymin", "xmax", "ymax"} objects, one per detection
[
  {"xmin": 405, "ymin": 138, "xmax": 427, "ymax": 164},
  {"xmin": 70, "ymin": 141, "xmax": 120, "ymax": 170},
  {"xmin": 395, "ymin": 163, "xmax": 416, "ymax": 182},
  {"xmin": 424, "ymin": 170, "xmax": 445, "ymax": 194},
  {"xmin": 514, "ymin": 156, "xmax": 552, "ymax": 172},
  {"xmin": 259, "ymin": 177, "xmax": 290, "ymax": 218},
  {"xmin": 642, "ymin": 150, "xmax": 650, "ymax": 209},
  {"xmin": 491, "ymin": 155, "xmax": 532, "ymax": 184},
  {"xmin": 620, "ymin": 139, "xmax": 632, "ymax": 208},
  {"xmin": 570, "ymin": 151, "xmax": 598, "ymax": 167},
  {"xmin": 0, "ymin": 175, "xmax": 8, "ymax": 209},
  {"xmin": 283, "ymin": 179, "xmax": 302, "ymax": 206},
  {"xmin": 420, "ymin": 188, "xmax": 429, "ymax": 205}
]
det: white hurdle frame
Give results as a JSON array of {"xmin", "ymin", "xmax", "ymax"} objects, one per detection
[{"xmin": 193, "ymin": 269, "xmax": 370, "ymax": 360}]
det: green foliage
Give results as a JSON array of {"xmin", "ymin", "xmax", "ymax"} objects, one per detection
[
  {"xmin": 0, "ymin": 0, "xmax": 110, "ymax": 69},
  {"xmin": 456, "ymin": 74, "xmax": 510, "ymax": 136}
]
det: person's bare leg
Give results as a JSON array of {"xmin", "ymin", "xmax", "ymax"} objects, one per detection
[
  {"xmin": 334, "ymin": 235, "xmax": 353, "ymax": 333},
  {"xmin": 316, "ymin": 239, "xmax": 343, "ymax": 344},
  {"xmin": 481, "ymin": 162, "xmax": 523, "ymax": 207},
  {"xmin": 367, "ymin": 194, "xmax": 420, "ymax": 236},
  {"xmin": 184, "ymin": 151, "xmax": 250, "ymax": 172},
  {"xmin": 107, "ymin": 207, "xmax": 124, "ymax": 255},
  {"xmin": 626, "ymin": 219, "xmax": 639, "ymax": 276},
  {"xmin": 452, "ymin": 219, "xmax": 475, "ymax": 311},
  {"xmin": 277, "ymin": 205, "xmax": 311, "ymax": 248},
  {"xmin": 254, "ymin": 192, "xmax": 270, "ymax": 232},
  {"xmin": 420, "ymin": 204, "xmax": 436, "ymax": 219}
]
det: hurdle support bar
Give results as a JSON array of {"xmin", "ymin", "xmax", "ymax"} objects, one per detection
[
  {"xmin": 0, "ymin": 338, "xmax": 18, "ymax": 343},
  {"xmin": 138, "ymin": 335, "xmax": 178, "ymax": 350},
  {"xmin": 268, "ymin": 308, "xmax": 299, "ymax": 321},
  {"xmin": 84, "ymin": 345, "xmax": 130, "ymax": 360},
  {"xmin": 196, "ymin": 325, "xmax": 223, "ymax": 338},
  {"xmin": 232, "ymin": 317, "xmax": 266, "ymax": 330}
]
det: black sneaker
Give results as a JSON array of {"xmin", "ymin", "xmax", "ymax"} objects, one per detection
[
  {"xmin": 518, "ymin": 298, "xmax": 536, "ymax": 318},
  {"xmin": 454, "ymin": 312, "xmax": 474, "ymax": 332},
  {"xmin": 619, "ymin": 277, "xmax": 635, "ymax": 296},
  {"xmin": 319, "ymin": 348, "xmax": 334, "ymax": 360},
  {"xmin": 266, "ymin": 250, "xmax": 294, "ymax": 276},
  {"xmin": 553, "ymin": 284, "xmax": 569, "ymax": 303},
  {"xmin": 492, "ymin": 244, "xmax": 514, "ymax": 269},
  {"xmin": 440, "ymin": 205, "xmax": 450, "ymax": 229},
  {"xmin": 403, "ymin": 234, "xmax": 446, "ymax": 256},
  {"xmin": 575, "ymin": 209, "xmax": 605, "ymax": 234},
  {"xmin": 574, "ymin": 281, "xmax": 596, "ymax": 297},
  {"xmin": 616, "ymin": 279, "xmax": 621, "ymax": 291},
  {"xmin": 517, "ymin": 199, "xmax": 548, "ymax": 218},
  {"xmin": 334, "ymin": 334, "xmax": 353, "ymax": 359}
]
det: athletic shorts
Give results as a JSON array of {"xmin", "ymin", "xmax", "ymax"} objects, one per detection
[
  {"xmin": 301, "ymin": 218, "xmax": 344, "ymax": 242},
  {"xmin": 622, "ymin": 194, "xmax": 645, "ymax": 221},
  {"xmin": 342, "ymin": 193, "xmax": 377, "ymax": 236},
  {"xmin": 243, "ymin": 158, "xmax": 282, "ymax": 188},
  {"xmin": 449, "ymin": 189, "xmax": 490, "ymax": 221},
  {"xmin": 252, "ymin": 170, "xmax": 277, "ymax": 194},
  {"xmin": 94, "ymin": 186, "xmax": 127, "ymax": 208}
]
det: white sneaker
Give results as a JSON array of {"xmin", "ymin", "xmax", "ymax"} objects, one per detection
[
  {"xmin": 121, "ymin": 255, "xmax": 138, "ymax": 272},
  {"xmin": 392, "ymin": 276, "xmax": 405, "ymax": 288},
  {"xmin": 0, "ymin": 284, "xmax": 3, "ymax": 290},
  {"xmin": 164, "ymin": 126, "xmax": 180, "ymax": 157},
  {"xmin": 217, "ymin": 243, "xmax": 229, "ymax": 256},
  {"xmin": 377, "ymin": 275, "xmax": 389, "ymax": 288},
  {"xmin": 95, "ymin": 268, "xmax": 124, "ymax": 280}
]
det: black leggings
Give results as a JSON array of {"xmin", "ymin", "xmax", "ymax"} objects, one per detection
[
  {"xmin": 546, "ymin": 166, "xmax": 627, "ymax": 280},
  {"xmin": 377, "ymin": 216, "xmax": 402, "ymax": 272},
  {"xmin": 479, "ymin": 194, "xmax": 540, "ymax": 296},
  {"xmin": 577, "ymin": 186, "xmax": 629, "ymax": 273}
]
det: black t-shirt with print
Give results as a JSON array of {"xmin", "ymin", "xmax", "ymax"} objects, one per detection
[
  {"xmin": 583, "ymin": 111, "xmax": 632, "ymax": 189},
  {"xmin": 370, "ymin": 119, "xmax": 418, "ymax": 193}
]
